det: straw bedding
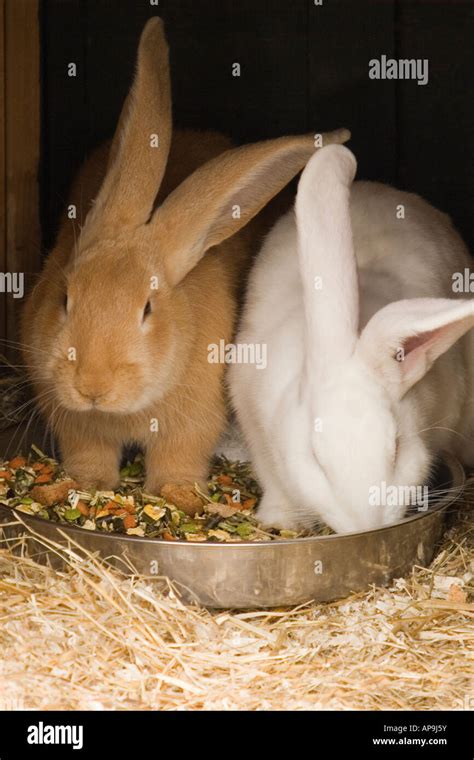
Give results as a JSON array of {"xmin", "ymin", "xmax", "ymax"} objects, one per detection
[{"xmin": 0, "ymin": 480, "xmax": 472, "ymax": 711}]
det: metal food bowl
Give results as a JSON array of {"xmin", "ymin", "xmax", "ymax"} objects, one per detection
[{"xmin": 0, "ymin": 454, "xmax": 465, "ymax": 609}]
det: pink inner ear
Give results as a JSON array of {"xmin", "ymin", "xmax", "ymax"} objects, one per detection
[
  {"xmin": 399, "ymin": 323, "xmax": 459, "ymax": 384},
  {"xmin": 402, "ymin": 328, "xmax": 439, "ymax": 357},
  {"xmin": 397, "ymin": 327, "xmax": 444, "ymax": 382},
  {"xmin": 361, "ymin": 297, "xmax": 474, "ymax": 397}
]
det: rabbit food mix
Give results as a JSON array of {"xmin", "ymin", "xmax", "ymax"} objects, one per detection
[{"xmin": 0, "ymin": 445, "xmax": 332, "ymax": 542}]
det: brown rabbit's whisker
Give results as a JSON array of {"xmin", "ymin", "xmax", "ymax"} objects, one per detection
[
  {"xmin": 0, "ymin": 338, "xmax": 58, "ymax": 360},
  {"xmin": 5, "ymin": 403, "xmax": 47, "ymax": 459},
  {"xmin": 8, "ymin": 389, "xmax": 57, "ymax": 420},
  {"xmin": 44, "ymin": 256, "xmax": 69, "ymax": 286}
]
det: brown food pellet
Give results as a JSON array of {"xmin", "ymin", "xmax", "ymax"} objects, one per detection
[
  {"xmin": 160, "ymin": 483, "xmax": 204, "ymax": 516},
  {"xmin": 31, "ymin": 479, "xmax": 78, "ymax": 507}
]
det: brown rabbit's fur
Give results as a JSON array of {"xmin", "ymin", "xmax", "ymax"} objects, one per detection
[
  {"xmin": 22, "ymin": 132, "xmax": 251, "ymax": 500},
  {"xmin": 21, "ymin": 18, "xmax": 349, "ymax": 511}
]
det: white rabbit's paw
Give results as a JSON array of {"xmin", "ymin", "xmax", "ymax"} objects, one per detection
[{"xmin": 256, "ymin": 494, "xmax": 293, "ymax": 530}]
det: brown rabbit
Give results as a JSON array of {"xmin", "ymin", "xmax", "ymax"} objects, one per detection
[{"xmin": 21, "ymin": 18, "xmax": 349, "ymax": 512}]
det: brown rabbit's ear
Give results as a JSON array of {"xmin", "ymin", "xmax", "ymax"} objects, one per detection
[
  {"xmin": 147, "ymin": 128, "xmax": 350, "ymax": 287},
  {"xmin": 80, "ymin": 18, "xmax": 172, "ymax": 246}
]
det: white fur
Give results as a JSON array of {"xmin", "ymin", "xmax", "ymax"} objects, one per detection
[{"xmin": 229, "ymin": 145, "xmax": 474, "ymax": 533}]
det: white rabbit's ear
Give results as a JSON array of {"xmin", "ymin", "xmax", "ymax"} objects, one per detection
[
  {"xmin": 358, "ymin": 298, "xmax": 474, "ymax": 398},
  {"xmin": 80, "ymin": 18, "xmax": 172, "ymax": 246},
  {"xmin": 295, "ymin": 144, "xmax": 358, "ymax": 370},
  {"xmin": 148, "ymin": 128, "xmax": 350, "ymax": 287}
]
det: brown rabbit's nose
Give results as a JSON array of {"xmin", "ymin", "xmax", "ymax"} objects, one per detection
[
  {"xmin": 76, "ymin": 389, "xmax": 105, "ymax": 405},
  {"xmin": 75, "ymin": 372, "xmax": 111, "ymax": 405}
]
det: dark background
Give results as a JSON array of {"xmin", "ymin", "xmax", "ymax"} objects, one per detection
[{"xmin": 40, "ymin": 0, "xmax": 474, "ymax": 254}]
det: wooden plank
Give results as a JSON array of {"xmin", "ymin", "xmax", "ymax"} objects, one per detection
[
  {"xmin": 43, "ymin": 0, "xmax": 308, "ymax": 245},
  {"xmin": 162, "ymin": 0, "xmax": 308, "ymax": 143},
  {"xmin": 5, "ymin": 0, "xmax": 41, "ymax": 357},
  {"xmin": 85, "ymin": 0, "xmax": 308, "ymax": 147},
  {"xmin": 397, "ymin": 0, "xmax": 474, "ymax": 254},
  {"xmin": 308, "ymin": 0, "xmax": 397, "ymax": 184},
  {"xmin": 84, "ymin": 0, "xmax": 144, "ymax": 151},
  {"xmin": 41, "ymin": 0, "xmax": 87, "ymax": 252},
  {"xmin": 0, "ymin": 0, "xmax": 6, "ymax": 352}
]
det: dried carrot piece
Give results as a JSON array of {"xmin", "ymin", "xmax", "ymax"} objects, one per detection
[
  {"xmin": 124, "ymin": 515, "xmax": 137, "ymax": 530},
  {"xmin": 34, "ymin": 472, "xmax": 53, "ymax": 484},
  {"xmin": 77, "ymin": 500, "xmax": 90, "ymax": 517},
  {"xmin": 0, "ymin": 470, "xmax": 13, "ymax": 480},
  {"xmin": 32, "ymin": 462, "xmax": 47, "ymax": 472},
  {"xmin": 8, "ymin": 456, "xmax": 26, "ymax": 469}
]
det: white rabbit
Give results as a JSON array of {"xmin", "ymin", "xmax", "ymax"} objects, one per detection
[{"xmin": 229, "ymin": 145, "xmax": 474, "ymax": 533}]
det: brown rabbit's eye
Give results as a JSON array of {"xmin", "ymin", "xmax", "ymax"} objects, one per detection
[
  {"xmin": 143, "ymin": 300, "xmax": 152, "ymax": 320},
  {"xmin": 63, "ymin": 293, "xmax": 68, "ymax": 313}
]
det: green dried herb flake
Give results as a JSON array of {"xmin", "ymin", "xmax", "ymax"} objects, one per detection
[
  {"xmin": 64, "ymin": 508, "xmax": 82, "ymax": 521},
  {"xmin": 180, "ymin": 521, "xmax": 201, "ymax": 534},
  {"xmin": 236, "ymin": 522, "xmax": 254, "ymax": 538}
]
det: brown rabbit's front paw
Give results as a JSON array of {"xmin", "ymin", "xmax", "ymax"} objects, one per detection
[
  {"xmin": 63, "ymin": 461, "xmax": 120, "ymax": 493},
  {"xmin": 151, "ymin": 481, "xmax": 206, "ymax": 516}
]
